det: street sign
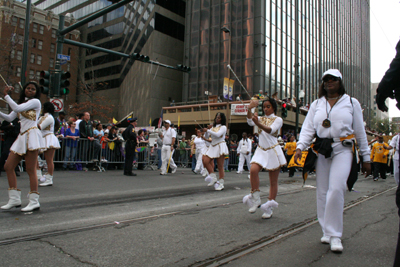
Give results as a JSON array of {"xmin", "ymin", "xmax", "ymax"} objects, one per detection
[
  {"xmin": 57, "ymin": 54, "xmax": 70, "ymax": 61},
  {"xmin": 60, "ymin": 60, "xmax": 68, "ymax": 65},
  {"xmin": 50, "ymin": 98, "xmax": 64, "ymax": 112}
]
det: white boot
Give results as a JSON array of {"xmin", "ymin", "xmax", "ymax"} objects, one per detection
[
  {"xmin": 205, "ymin": 173, "xmax": 217, "ymax": 186},
  {"xmin": 37, "ymin": 169, "xmax": 45, "ymax": 182},
  {"xmin": 261, "ymin": 199, "xmax": 278, "ymax": 219},
  {"xmin": 214, "ymin": 179, "xmax": 224, "ymax": 191},
  {"xmin": 39, "ymin": 173, "xmax": 53, "ymax": 187},
  {"xmin": 243, "ymin": 191, "xmax": 261, "ymax": 213},
  {"xmin": 1, "ymin": 189, "xmax": 21, "ymax": 210},
  {"xmin": 21, "ymin": 192, "xmax": 40, "ymax": 212}
]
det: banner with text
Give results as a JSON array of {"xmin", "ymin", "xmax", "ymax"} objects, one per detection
[
  {"xmin": 231, "ymin": 103, "xmax": 250, "ymax": 115},
  {"xmin": 223, "ymin": 77, "xmax": 229, "ymax": 99},
  {"xmin": 228, "ymin": 79, "xmax": 234, "ymax": 100}
]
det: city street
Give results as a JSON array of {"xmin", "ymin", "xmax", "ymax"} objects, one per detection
[{"xmin": 0, "ymin": 168, "xmax": 397, "ymax": 267}]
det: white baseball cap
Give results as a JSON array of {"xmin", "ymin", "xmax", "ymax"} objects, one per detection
[
  {"xmin": 321, "ymin": 69, "xmax": 342, "ymax": 80},
  {"xmin": 164, "ymin": 120, "xmax": 171, "ymax": 124}
]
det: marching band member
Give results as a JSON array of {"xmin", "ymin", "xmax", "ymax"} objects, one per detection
[
  {"xmin": 237, "ymin": 132, "xmax": 252, "ymax": 174},
  {"xmin": 243, "ymin": 98, "xmax": 286, "ymax": 219},
  {"xmin": 193, "ymin": 129, "xmax": 206, "ymax": 175},
  {"xmin": 384, "ymin": 133, "xmax": 400, "ymax": 185},
  {"xmin": 38, "ymin": 102, "xmax": 61, "ymax": 186},
  {"xmin": 203, "ymin": 113, "xmax": 229, "ymax": 190},
  {"xmin": 294, "ymin": 69, "xmax": 371, "ymax": 252},
  {"xmin": 0, "ymin": 83, "xmax": 43, "ymax": 211},
  {"xmin": 160, "ymin": 120, "xmax": 177, "ymax": 175}
]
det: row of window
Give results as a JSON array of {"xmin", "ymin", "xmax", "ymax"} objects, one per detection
[{"xmin": 11, "ymin": 17, "xmax": 57, "ymax": 37}]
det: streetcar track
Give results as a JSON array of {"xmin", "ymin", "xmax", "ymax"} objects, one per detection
[{"xmin": 189, "ymin": 186, "xmax": 397, "ymax": 267}]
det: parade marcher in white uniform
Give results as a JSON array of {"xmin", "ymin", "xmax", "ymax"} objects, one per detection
[
  {"xmin": 294, "ymin": 69, "xmax": 371, "ymax": 252},
  {"xmin": 194, "ymin": 129, "xmax": 206, "ymax": 175},
  {"xmin": 243, "ymin": 98, "xmax": 286, "ymax": 219},
  {"xmin": 0, "ymin": 83, "xmax": 44, "ymax": 211},
  {"xmin": 384, "ymin": 133, "xmax": 400, "ymax": 185},
  {"xmin": 160, "ymin": 120, "xmax": 177, "ymax": 175},
  {"xmin": 203, "ymin": 113, "xmax": 229, "ymax": 190},
  {"xmin": 38, "ymin": 102, "xmax": 61, "ymax": 186},
  {"xmin": 237, "ymin": 132, "xmax": 252, "ymax": 174}
]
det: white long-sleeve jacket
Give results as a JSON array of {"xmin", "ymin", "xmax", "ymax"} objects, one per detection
[
  {"xmin": 238, "ymin": 138, "xmax": 252, "ymax": 154},
  {"xmin": 296, "ymin": 94, "xmax": 370, "ymax": 161},
  {"xmin": 206, "ymin": 124, "xmax": 226, "ymax": 145},
  {"xmin": 247, "ymin": 114, "xmax": 283, "ymax": 149},
  {"xmin": 38, "ymin": 113, "xmax": 55, "ymax": 136}
]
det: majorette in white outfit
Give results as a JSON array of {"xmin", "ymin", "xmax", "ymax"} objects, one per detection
[
  {"xmin": 160, "ymin": 120, "xmax": 177, "ymax": 175},
  {"xmin": 39, "ymin": 113, "xmax": 61, "ymax": 151},
  {"xmin": 237, "ymin": 137, "xmax": 252, "ymax": 173},
  {"xmin": 243, "ymin": 104, "xmax": 286, "ymax": 219},
  {"xmin": 0, "ymin": 92, "xmax": 43, "ymax": 212},
  {"xmin": 203, "ymin": 122, "xmax": 229, "ymax": 190},
  {"xmin": 388, "ymin": 134, "xmax": 400, "ymax": 185},
  {"xmin": 38, "ymin": 112, "xmax": 60, "ymax": 186},
  {"xmin": 295, "ymin": 69, "xmax": 371, "ymax": 252},
  {"xmin": 194, "ymin": 135, "xmax": 206, "ymax": 175}
]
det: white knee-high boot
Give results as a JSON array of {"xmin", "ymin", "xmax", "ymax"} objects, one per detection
[
  {"xmin": 39, "ymin": 173, "xmax": 53, "ymax": 187},
  {"xmin": 243, "ymin": 191, "xmax": 261, "ymax": 213},
  {"xmin": 21, "ymin": 192, "xmax": 40, "ymax": 212},
  {"xmin": 1, "ymin": 188, "xmax": 22, "ymax": 210}
]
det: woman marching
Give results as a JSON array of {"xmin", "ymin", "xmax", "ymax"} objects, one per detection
[
  {"xmin": 242, "ymin": 97, "xmax": 286, "ymax": 219},
  {"xmin": 203, "ymin": 113, "xmax": 229, "ymax": 190},
  {"xmin": 38, "ymin": 102, "xmax": 61, "ymax": 186},
  {"xmin": 0, "ymin": 83, "xmax": 43, "ymax": 211},
  {"xmin": 293, "ymin": 69, "xmax": 371, "ymax": 252},
  {"xmin": 193, "ymin": 129, "xmax": 206, "ymax": 176}
]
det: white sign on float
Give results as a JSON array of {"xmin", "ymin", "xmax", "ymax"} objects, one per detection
[{"xmin": 231, "ymin": 104, "xmax": 250, "ymax": 115}]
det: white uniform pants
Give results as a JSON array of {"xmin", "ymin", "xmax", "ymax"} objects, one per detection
[
  {"xmin": 195, "ymin": 150, "xmax": 204, "ymax": 173},
  {"xmin": 238, "ymin": 153, "xmax": 251, "ymax": 172},
  {"xmin": 394, "ymin": 159, "xmax": 399, "ymax": 185},
  {"xmin": 161, "ymin": 145, "xmax": 177, "ymax": 174},
  {"xmin": 316, "ymin": 146, "xmax": 353, "ymax": 238}
]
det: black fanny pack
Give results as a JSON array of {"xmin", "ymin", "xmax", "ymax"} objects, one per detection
[{"xmin": 313, "ymin": 136, "xmax": 333, "ymax": 158}]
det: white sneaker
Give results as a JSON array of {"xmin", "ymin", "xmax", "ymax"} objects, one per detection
[
  {"xmin": 248, "ymin": 175, "xmax": 250, "ymax": 179},
  {"xmin": 205, "ymin": 173, "xmax": 217, "ymax": 186},
  {"xmin": 236, "ymin": 171, "xmax": 242, "ymax": 174},
  {"xmin": 214, "ymin": 179, "xmax": 224, "ymax": 191},
  {"xmin": 330, "ymin": 237, "xmax": 343, "ymax": 252},
  {"xmin": 243, "ymin": 191, "xmax": 261, "ymax": 213},
  {"xmin": 171, "ymin": 167, "xmax": 177, "ymax": 174},
  {"xmin": 321, "ymin": 236, "xmax": 330, "ymax": 244}
]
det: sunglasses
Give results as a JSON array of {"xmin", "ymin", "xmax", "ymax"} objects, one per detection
[{"xmin": 322, "ymin": 76, "xmax": 340, "ymax": 82}]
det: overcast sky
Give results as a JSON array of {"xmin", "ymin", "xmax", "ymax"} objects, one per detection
[{"xmin": 370, "ymin": 0, "xmax": 400, "ymax": 118}]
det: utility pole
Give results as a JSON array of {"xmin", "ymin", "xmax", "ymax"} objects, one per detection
[
  {"xmin": 54, "ymin": 15, "xmax": 65, "ymax": 97},
  {"xmin": 294, "ymin": 0, "xmax": 300, "ymax": 139},
  {"xmin": 21, "ymin": 0, "xmax": 32, "ymax": 85}
]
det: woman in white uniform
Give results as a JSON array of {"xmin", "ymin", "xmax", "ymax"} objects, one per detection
[
  {"xmin": 203, "ymin": 113, "xmax": 229, "ymax": 190},
  {"xmin": 0, "ymin": 83, "xmax": 43, "ymax": 212},
  {"xmin": 193, "ymin": 129, "xmax": 206, "ymax": 175},
  {"xmin": 294, "ymin": 69, "xmax": 371, "ymax": 252},
  {"xmin": 243, "ymin": 98, "xmax": 286, "ymax": 219},
  {"xmin": 38, "ymin": 102, "xmax": 61, "ymax": 186}
]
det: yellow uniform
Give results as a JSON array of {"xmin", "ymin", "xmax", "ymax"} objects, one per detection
[
  {"xmin": 371, "ymin": 142, "xmax": 389, "ymax": 163},
  {"xmin": 284, "ymin": 141, "xmax": 297, "ymax": 156}
]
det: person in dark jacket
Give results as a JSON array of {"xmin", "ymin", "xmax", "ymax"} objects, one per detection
[
  {"xmin": 375, "ymin": 39, "xmax": 400, "ymax": 267},
  {"xmin": 122, "ymin": 117, "xmax": 137, "ymax": 176},
  {"xmin": 79, "ymin": 112, "xmax": 101, "ymax": 169},
  {"xmin": 0, "ymin": 117, "xmax": 20, "ymax": 176}
]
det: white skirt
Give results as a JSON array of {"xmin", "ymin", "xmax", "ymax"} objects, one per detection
[
  {"xmin": 42, "ymin": 133, "xmax": 61, "ymax": 151},
  {"xmin": 251, "ymin": 144, "xmax": 287, "ymax": 171},
  {"xmin": 205, "ymin": 142, "xmax": 229, "ymax": 158},
  {"xmin": 10, "ymin": 128, "xmax": 44, "ymax": 156}
]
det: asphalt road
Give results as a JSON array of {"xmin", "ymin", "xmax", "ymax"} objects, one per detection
[{"xmin": 0, "ymin": 168, "xmax": 397, "ymax": 267}]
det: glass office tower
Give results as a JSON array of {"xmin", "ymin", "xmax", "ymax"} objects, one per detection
[{"xmin": 184, "ymin": 0, "xmax": 370, "ymax": 109}]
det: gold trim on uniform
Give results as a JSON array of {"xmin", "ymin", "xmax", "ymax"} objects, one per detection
[
  {"xmin": 257, "ymin": 116, "xmax": 278, "ymax": 137},
  {"xmin": 18, "ymin": 109, "xmax": 36, "ymax": 121},
  {"xmin": 211, "ymin": 141, "xmax": 225, "ymax": 147},
  {"xmin": 257, "ymin": 143, "xmax": 279, "ymax": 151},
  {"xmin": 20, "ymin": 126, "xmax": 38, "ymax": 135},
  {"xmin": 211, "ymin": 126, "xmax": 221, "ymax": 133}
]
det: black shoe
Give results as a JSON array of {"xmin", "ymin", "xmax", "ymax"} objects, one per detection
[
  {"xmin": 124, "ymin": 172, "xmax": 137, "ymax": 176},
  {"xmin": 15, "ymin": 171, "xmax": 20, "ymax": 177}
]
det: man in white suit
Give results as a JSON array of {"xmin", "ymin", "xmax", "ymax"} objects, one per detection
[{"xmin": 237, "ymin": 132, "xmax": 252, "ymax": 174}]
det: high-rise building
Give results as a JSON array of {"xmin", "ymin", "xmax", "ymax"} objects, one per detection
[
  {"xmin": 33, "ymin": 0, "xmax": 186, "ymax": 125},
  {"xmin": 371, "ymin": 83, "xmax": 389, "ymax": 121},
  {"xmin": 184, "ymin": 1, "xmax": 371, "ymax": 112}
]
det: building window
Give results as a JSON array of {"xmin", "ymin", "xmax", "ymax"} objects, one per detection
[
  {"xmin": 52, "ymin": 29, "xmax": 56, "ymax": 38},
  {"xmin": 18, "ymin": 34, "xmax": 23, "ymax": 45},
  {"xmin": 37, "ymin": 55, "xmax": 42, "ymax": 65},
  {"xmin": 49, "ymin": 58, "xmax": 54, "ymax": 68},
  {"xmin": 32, "ymin": 38, "xmax": 36, "ymax": 48},
  {"xmin": 19, "ymin": 18, "xmax": 25, "ymax": 29},
  {"xmin": 39, "ymin": 25, "xmax": 44, "ymax": 34},
  {"xmin": 16, "ymin": 67, "xmax": 21, "ymax": 77},
  {"xmin": 68, "ymin": 48, "xmax": 71, "ymax": 55},
  {"xmin": 36, "ymin": 71, "xmax": 40, "ymax": 79},
  {"xmin": 50, "ymin": 43, "xmax": 55, "ymax": 53},
  {"xmin": 11, "ymin": 17, "xmax": 17, "ymax": 26},
  {"xmin": 29, "ymin": 70, "xmax": 35, "ymax": 79},
  {"xmin": 17, "ymin": 51, "xmax": 22, "ymax": 60},
  {"xmin": 38, "ymin": 40, "xmax": 43, "ymax": 50},
  {"xmin": 33, "ymin": 23, "xmax": 38, "ymax": 33},
  {"xmin": 10, "ymin": 50, "xmax": 15, "ymax": 59},
  {"xmin": 30, "ymin": 54, "xmax": 35, "ymax": 64},
  {"xmin": 14, "ymin": 83, "xmax": 20, "ymax": 93}
]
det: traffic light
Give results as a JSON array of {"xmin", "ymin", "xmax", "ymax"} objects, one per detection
[
  {"xmin": 258, "ymin": 101, "xmax": 263, "ymax": 116},
  {"xmin": 177, "ymin": 64, "xmax": 191, "ymax": 73},
  {"xmin": 131, "ymin": 53, "xmax": 150, "ymax": 62},
  {"xmin": 60, "ymin": 71, "xmax": 70, "ymax": 95},
  {"xmin": 39, "ymin": 70, "xmax": 50, "ymax": 94},
  {"xmin": 281, "ymin": 103, "xmax": 288, "ymax": 118}
]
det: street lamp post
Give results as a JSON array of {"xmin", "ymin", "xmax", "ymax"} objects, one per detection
[{"xmin": 221, "ymin": 26, "xmax": 231, "ymax": 133}]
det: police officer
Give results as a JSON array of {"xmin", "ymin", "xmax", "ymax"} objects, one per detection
[{"xmin": 123, "ymin": 117, "xmax": 138, "ymax": 176}]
